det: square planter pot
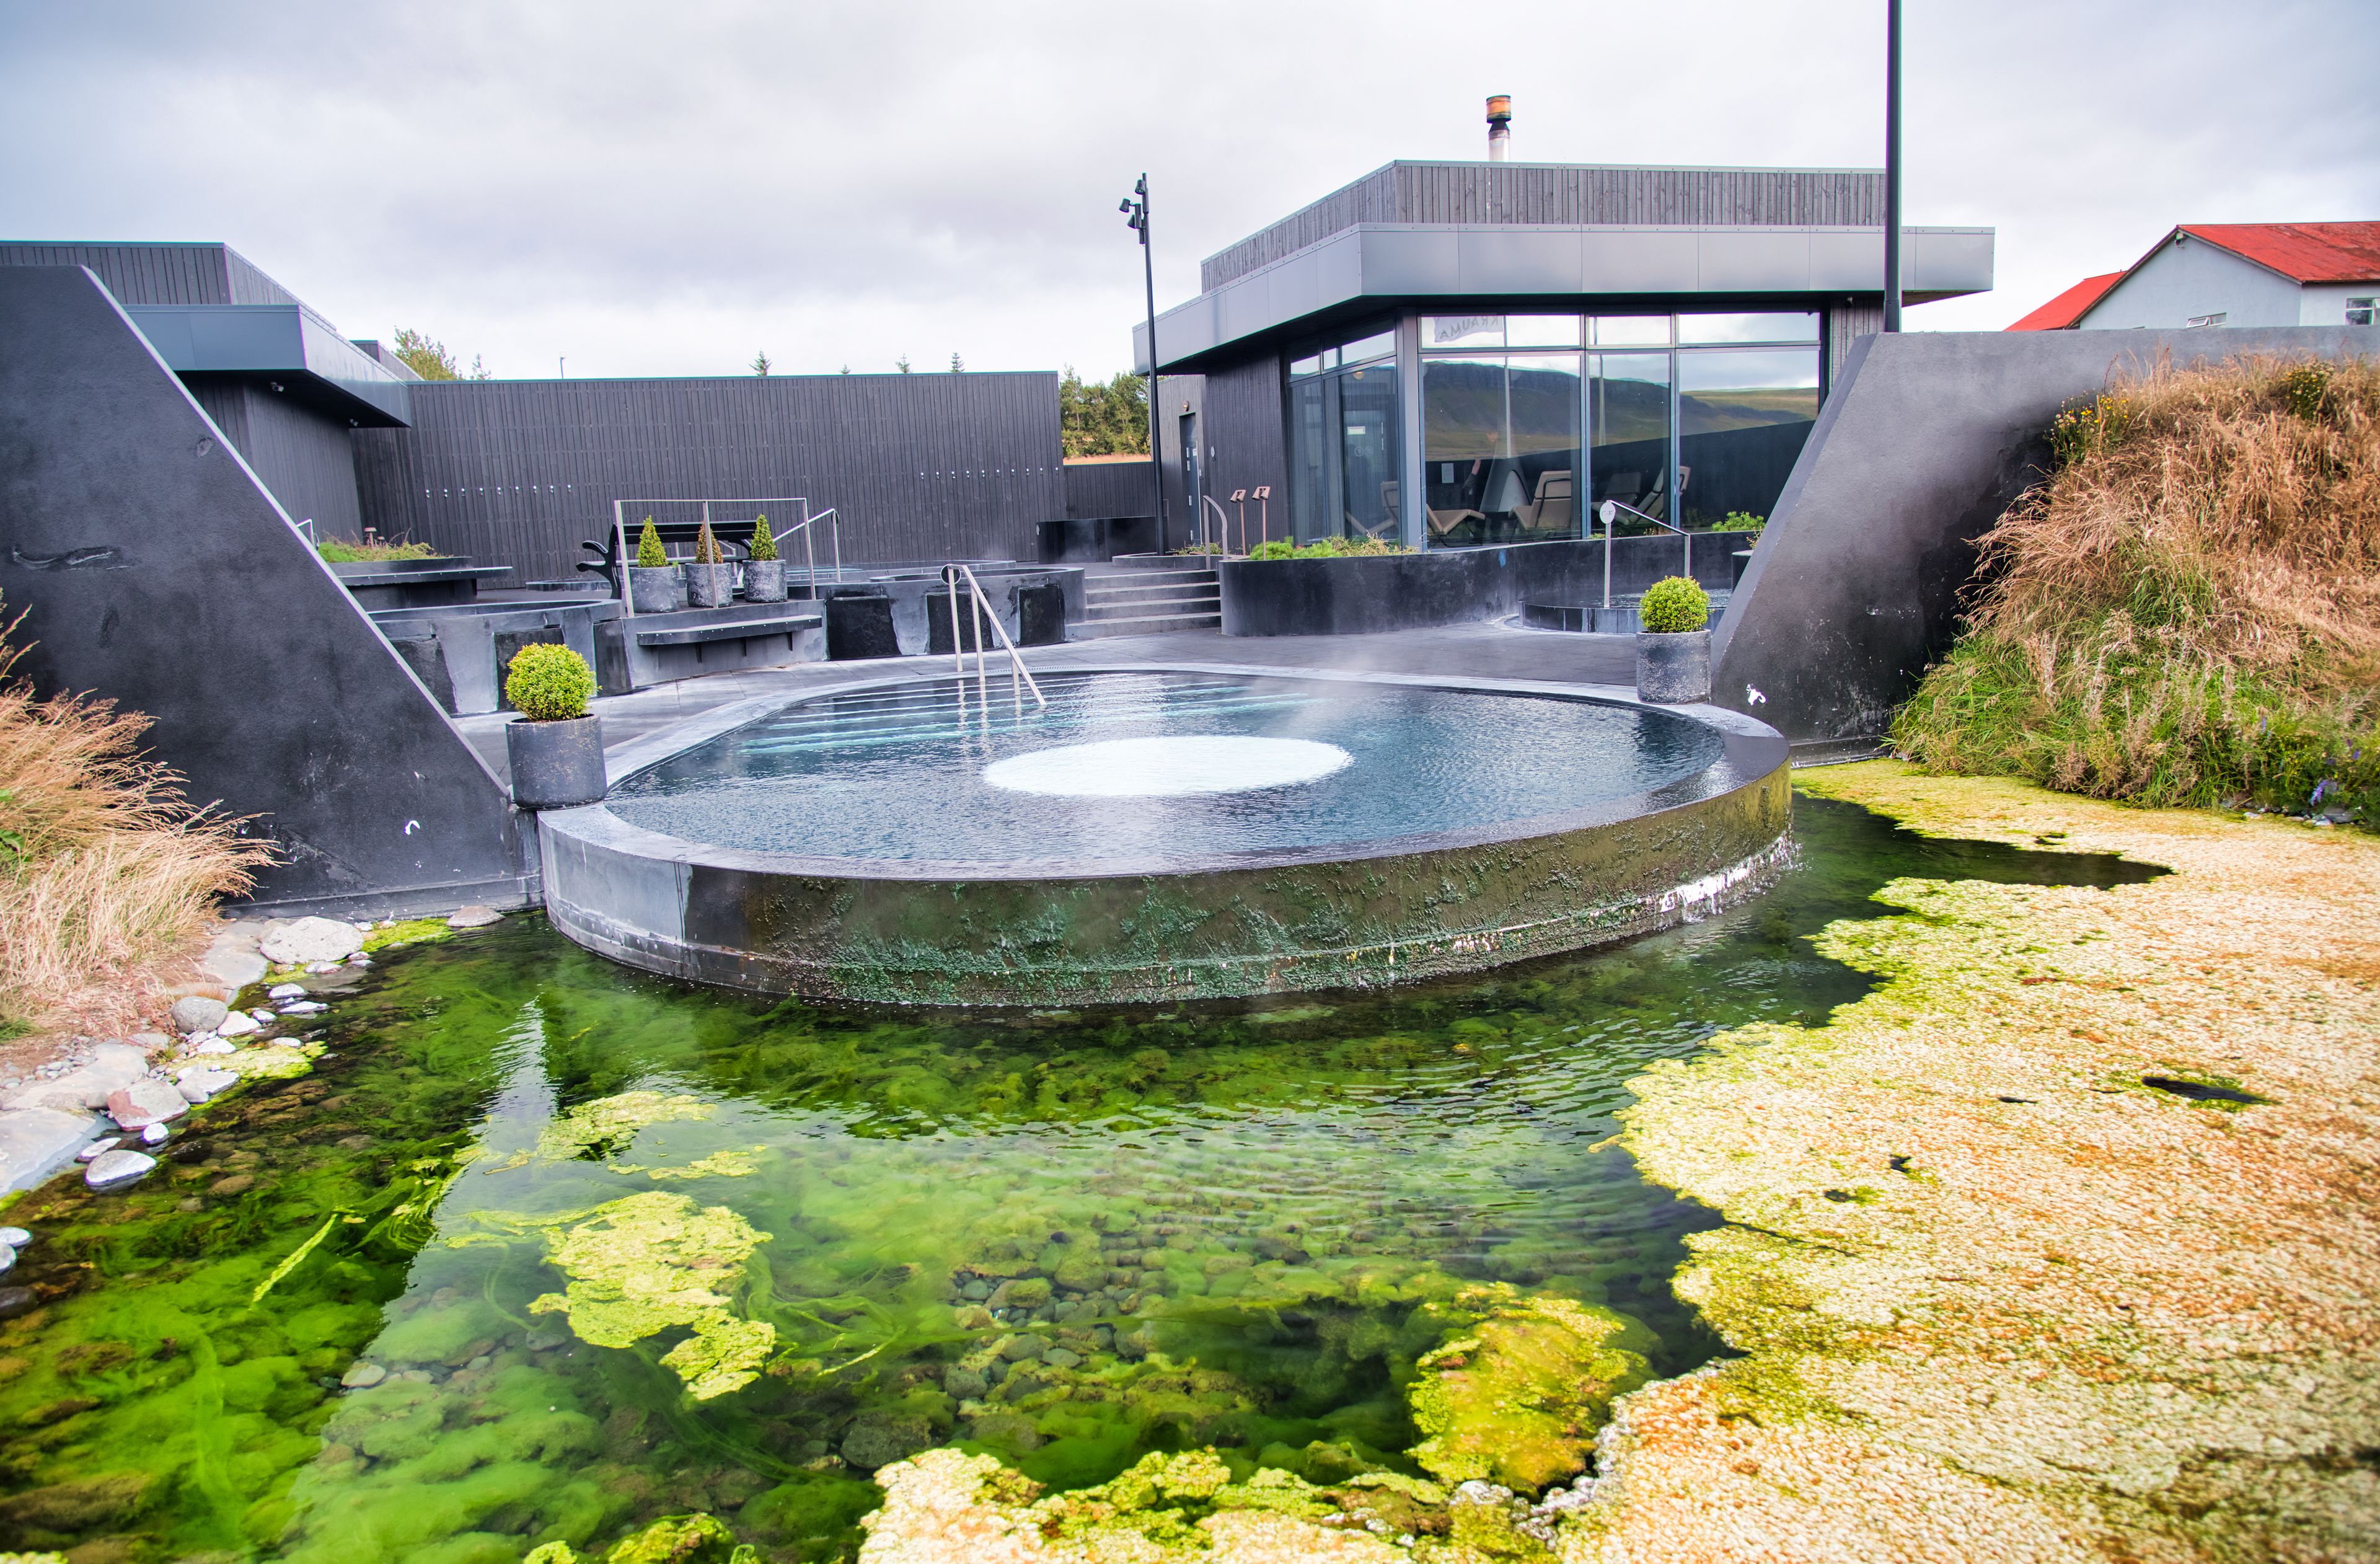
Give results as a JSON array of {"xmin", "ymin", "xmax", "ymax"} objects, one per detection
[
  {"xmin": 684, "ymin": 562, "xmax": 732, "ymax": 609},
  {"xmin": 505, "ymin": 715, "xmax": 606, "ymax": 809},
  {"xmin": 628, "ymin": 565, "xmax": 684, "ymax": 613},
  {"xmin": 743, "ymin": 559, "xmax": 787, "ymax": 603},
  {"xmin": 1635, "ymin": 628, "xmax": 1712, "ymax": 704}
]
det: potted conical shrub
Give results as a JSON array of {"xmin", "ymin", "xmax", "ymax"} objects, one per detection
[
  {"xmin": 627, "ymin": 519, "xmax": 683, "ymax": 612},
  {"xmin": 685, "ymin": 521, "xmax": 730, "ymax": 609},
  {"xmin": 1634, "ymin": 575, "xmax": 1712, "ymax": 704},
  {"xmin": 503, "ymin": 643, "xmax": 606, "ymax": 808},
  {"xmin": 744, "ymin": 514, "xmax": 787, "ymax": 603}
]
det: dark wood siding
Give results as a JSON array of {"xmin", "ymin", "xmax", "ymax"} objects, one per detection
[
  {"xmin": 226, "ymin": 382, "xmax": 368, "ymax": 537},
  {"xmin": 1202, "ymin": 164, "xmax": 1888, "ymax": 290},
  {"xmin": 354, "ymin": 373, "xmax": 1066, "ymax": 585},
  {"xmin": 1198, "ymin": 357, "xmax": 1289, "ymax": 524},
  {"xmin": 0, "ymin": 243, "xmax": 239, "ymax": 304},
  {"xmin": 1064, "ymin": 460, "xmax": 1158, "ymax": 520}
]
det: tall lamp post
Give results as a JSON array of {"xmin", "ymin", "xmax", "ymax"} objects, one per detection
[
  {"xmin": 1882, "ymin": 0, "xmax": 1903, "ymax": 332},
  {"xmin": 1121, "ymin": 176, "xmax": 1168, "ymax": 550}
]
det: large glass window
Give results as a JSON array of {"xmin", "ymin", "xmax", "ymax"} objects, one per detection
[
  {"xmin": 1676, "ymin": 347, "xmax": 1821, "ymax": 529},
  {"xmin": 1587, "ymin": 352, "xmax": 1673, "ymax": 525},
  {"xmin": 1404, "ymin": 308, "xmax": 1826, "ymax": 549},
  {"xmin": 1288, "ymin": 325, "xmax": 1404, "ymax": 543},
  {"xmin": 1422, "ymin": 351, "xmax": 1582, "ymax": 546}
]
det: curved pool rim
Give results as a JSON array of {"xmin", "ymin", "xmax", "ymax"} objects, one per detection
[{"xmin": 533, "ymin": 663, "xmax": 1794, "ymax": 1005}]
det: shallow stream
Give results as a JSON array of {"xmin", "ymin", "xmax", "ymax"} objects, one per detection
[{"xmin": 0, "ymin": 797, "xmax": 2158, "ymax": 1562}]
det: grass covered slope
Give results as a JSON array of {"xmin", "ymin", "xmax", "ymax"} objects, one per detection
[
  {"xmin": 0, "ymin": 606, "xmax": 268, "ymax": 1034},
  {"xmin": 1893, "ymin": 357, "xmax": 2379, "ymax": 823}
]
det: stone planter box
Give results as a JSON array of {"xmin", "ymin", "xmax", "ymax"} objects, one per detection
[
  {"xmin": 744, "ymin": 559, "xmax": 787, "ymax": 603},
  {"xmin": 505, "ymin": 715, "xmax": 606, "ymax": 808},
  {"xmin": 1636, "ymin": 629, "xmax": 1712, "ymax": 704},
  {"xmin": 684, "ymin": 562, "xmax": 731, "ymax": 609},
  {"xmin": 628, "ymin": 565, "xmax": 684, "ymax": 613}
]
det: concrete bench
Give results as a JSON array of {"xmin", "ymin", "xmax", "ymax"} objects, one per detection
[
  {"xmin": 596, "ymin": 605, "xmax": 827, "ymax": 691},
  {"xmin": 633, "ymin": 613, "xmax": 822, "ymax": 650}
]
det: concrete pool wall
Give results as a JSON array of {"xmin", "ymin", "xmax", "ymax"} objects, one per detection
[{"xmin": 534, "ymin": 666, "xmax": 1792, "ymax": 1005}]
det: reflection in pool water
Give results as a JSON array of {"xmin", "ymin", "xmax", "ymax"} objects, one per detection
[
  {"xmin": 0, "ymin": 799, "xmax": 2163, "ymax": 1562},
  {"xmin": 605, "ymin": 670, "xmax": 1726, "ymax": 862}
]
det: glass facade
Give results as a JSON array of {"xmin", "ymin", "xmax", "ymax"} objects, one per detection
[
  {"xmin": 1286, "ymin": 327, "xmax": 1403, "ymax": 543},
  {"xmin": 1397, "ymin": 311, "xmax": 1819, "ymax": 546}
]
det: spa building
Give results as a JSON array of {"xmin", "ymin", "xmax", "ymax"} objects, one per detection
[{"xmin": 1136, "ymin": 136, "xmax": 1995, "ymax": 551}]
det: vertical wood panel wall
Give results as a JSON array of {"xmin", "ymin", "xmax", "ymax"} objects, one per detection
[
  {"xmin": 353, "ymin": 373, "xmax": 1066, "ymax": 585},
  {"xmin": 1201, "ymin": 164, "xmax": 1889, "ymax": 291}
]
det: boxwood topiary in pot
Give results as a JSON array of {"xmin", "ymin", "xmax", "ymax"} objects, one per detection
[
  {"xmin": 502, "ymin": 643, "xmax": 606, "ymax": 808},
  {"xmin": 743, "ymin": 514, "xmax": 787, "ymax": 603},
  {"xmin": 684, "ymin": 522, "xmax": 731, "ymax": 608},
  {"xmin": 1635, "ymin": 575, "xmax": 1712, "ymax": 704},
  {"xmin": 628, "ymin": 518, "xmax": 684, "ymax": 612}
]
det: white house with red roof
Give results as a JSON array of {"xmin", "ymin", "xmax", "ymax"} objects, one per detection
[{"xmin": 2008, "ymin": 222, "xmax": 2379, "ymax": 331}]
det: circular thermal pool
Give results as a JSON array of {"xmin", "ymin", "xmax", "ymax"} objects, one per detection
[{"xmin": 540, "ymin": 668, "xmax": 1792, "ymax": 1004}]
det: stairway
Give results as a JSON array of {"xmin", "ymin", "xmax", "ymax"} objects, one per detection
[{"xmin": 1073, "ymin": 560, "xmax": 1222, "ymax": 639}]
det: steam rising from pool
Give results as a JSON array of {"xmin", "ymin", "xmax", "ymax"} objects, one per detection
[{"xmin": 982, "ymin": 735, "xmax": 1353, "ymax": 797}]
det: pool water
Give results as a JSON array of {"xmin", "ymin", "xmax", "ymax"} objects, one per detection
[
  {"xmin": 605, "ymin": 671, "xmax": 1726, "ymax": 862},
  {"xmin": 0, "ymin": 798, "xmax": 2161, "ymax": 1563}
]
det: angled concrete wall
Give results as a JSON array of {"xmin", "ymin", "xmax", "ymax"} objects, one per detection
[
  {"xmin": 0, "ymin": 267, "xmax": 533, "ymax": 916},
  {"xmin": 1711, "ymin": 325, "xmax": 2380, "ymax": 748}
]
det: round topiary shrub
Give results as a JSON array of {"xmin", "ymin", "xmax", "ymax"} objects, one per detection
[
  {"xmin": 505, "ymin": 643, "xmax": 596, "ymax": 722},
  {"xmin": 1639, "ymin": 576, "xmax": 1710, "ymax": 634}
]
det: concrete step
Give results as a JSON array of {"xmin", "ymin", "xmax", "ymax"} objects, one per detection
[
  {"xmin": 1069, "ymin": 611, "xmax": 1222, "ymax": 638},
  {"xmin": 1086, "ymin": 584, "xmax": 1220, "ymax": 607},
  {"xmin": 1084, "ymin": 573, "xmax": 1217, "ymax": 596},
  {"xmin": 1083, "ymin": 594, "xmax": 1219, "ymax": 621}
]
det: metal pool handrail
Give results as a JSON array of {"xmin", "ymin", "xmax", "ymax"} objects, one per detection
[
  {"xmin": 943, "ymin": 563, "xmax": 1046, "ymax": 711},
  {"xmin": 1596, "ymin": 497, "xmax": 1691, "ymax": 609}
]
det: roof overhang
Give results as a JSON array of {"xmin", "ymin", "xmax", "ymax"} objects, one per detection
[
  {"xmin": 126, "ymin": 304, "xmax": 412, "ymax": 426},
  {"xmin": 1136, "ymin": 223, "xmax": 1995, "ymax": 373}
]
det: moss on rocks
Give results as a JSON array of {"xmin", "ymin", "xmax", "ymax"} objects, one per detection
[
  {"xmin": 527, "ymin": 1191, "xmax": 776, "ymax": 1400},
  {"xmin": 1407, "ymin": 1287, "xmax": 1649, "ymax": 1491}
]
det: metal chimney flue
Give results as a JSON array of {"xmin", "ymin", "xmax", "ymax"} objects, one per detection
[{"xmin": 1486, "ymin": 95, "xmax": 1512, "ymax": 161}]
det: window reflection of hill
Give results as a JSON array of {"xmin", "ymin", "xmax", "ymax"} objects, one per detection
[{"xmin": 1681, "ymin": 388, "xmax": 1818, "ymax": 435}]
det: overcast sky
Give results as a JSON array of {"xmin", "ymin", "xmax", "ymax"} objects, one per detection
[{"xmin": 4, "ymin": 0, "xmax": 2374, "ymax": 381}]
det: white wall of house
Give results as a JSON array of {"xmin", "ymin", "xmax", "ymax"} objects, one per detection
[
  {"xmin": 2298, "ymin": 282, "xmax": 2377, "ymax": 325},
  {"xmin": 2079, "ymin": 236, "xmax": 2306, "ymax": 329}
]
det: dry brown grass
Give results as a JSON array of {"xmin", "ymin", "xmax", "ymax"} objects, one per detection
[
  {"xmin": 0, "ymin": 605, "xmax": 271, "ymax": 1035},
  {"xmin": 1894, "ymin": 355, "xmax": 2380, "ymax": 817}
]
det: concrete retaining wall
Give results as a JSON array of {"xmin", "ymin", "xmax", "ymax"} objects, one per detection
[
  {"xmin": 0, "ymin": 267, "xmax": 534, "ymax": 917},
  {"xmin": 1713, "ymin": 325, "xmax": 2380, "ymax": 746}
]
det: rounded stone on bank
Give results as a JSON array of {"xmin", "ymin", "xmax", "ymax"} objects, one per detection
[
  {"xmin": 84, "ymin": 1149, "xmax": 157, "ymax": 1190},
  {"xmin": 171, "ymin": 995, "xmax": 229, "ymax": 1034}
]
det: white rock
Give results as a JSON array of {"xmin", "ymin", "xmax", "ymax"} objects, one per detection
[
  {"xmin": 0, "ymin": 1108, "xmax": 100, "ymax": 1194},
  {"xmin": 340, "ymin": 1361, "xmax": 387, "ymax": 1389},
  {"xmin": 447, "ymin": 905, "xmax": 503, "ymax": 929},
  {"xmin": 188, "ymin": 1038, "xmax": 235, "ymax": 1056},
  {"xmin": 278, "ymin": 1001, "xmax": 328, "ymax": 1016},
  {"xmin": 259, "ymin": 917, "xmax": 366, "ymax": 965},
  {"xmin": 84, "ymin": 1148, "xmax": 157, "ymax": 1190},
  {"xmin": 307, "ymin": 963, "xmax": 343, "ymax": 974},
  {"xmin": 268, "ymin": 983, "xmax": 307, "ymax": 1000},
  {"xmin": 216, "ymin": 1012, "xmax": 261, "ymax": 1038},
  {"xmin": 76, "ymin": 1140, "xmax": 117, "ymax": 1163},
  {"xmin": 267, "ymin": 1037, "xmax": 306, "ymax": 1048},
  {"xmin": 352, "ymin": 920, "xmax": 376, "ymax": 934},
  {"xmin": 0, "ymin": 1227, "xmax": 29, "ymax": 1247},
  {"xmin": 248, "ymin": 1009, "xmax": 277, "ymax": 1023},
  {"xmin": 108, "ymin": 1079, "xmax": 189, "ymax": 1130},
  {"xmin": 141, "ymin": 1122, "xmax": 170, "ymax": 1146},
  {"xmin": 200, "ymin": 944, "xmax": 268, "ymax": 989},
  {"xmin": 171, "ymin": 996, "xmax": 230, "ymax": 1033},
  {"xmin": 4, "ymin": 1043, "xmax": 148, "ymax": 1115},
  {"xmin": 177, "ymin": 1068, "xmax": 239, "ymax": 1104},
  {"xmin": 0, "ymin": 1245, "xmax": 13, "ymax": 1274}
]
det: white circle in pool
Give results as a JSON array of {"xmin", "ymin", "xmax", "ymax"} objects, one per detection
[{"xmin": 982, "ymin": 736, "xmax": 1353, "ymax": 798}]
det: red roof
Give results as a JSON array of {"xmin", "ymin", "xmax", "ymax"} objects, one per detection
[
  {"xmin": 2179, "ymin": 222, "xmax": 2380, "ymax": 284},
  {"xmin": 2006, "ymin": 271, "xmax": 2123, "ymax": 331}
]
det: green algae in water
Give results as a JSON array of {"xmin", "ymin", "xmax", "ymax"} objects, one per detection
[{"xmin": 0, "ymin": 798, "xmax": 2161, "ymax": 1562}]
